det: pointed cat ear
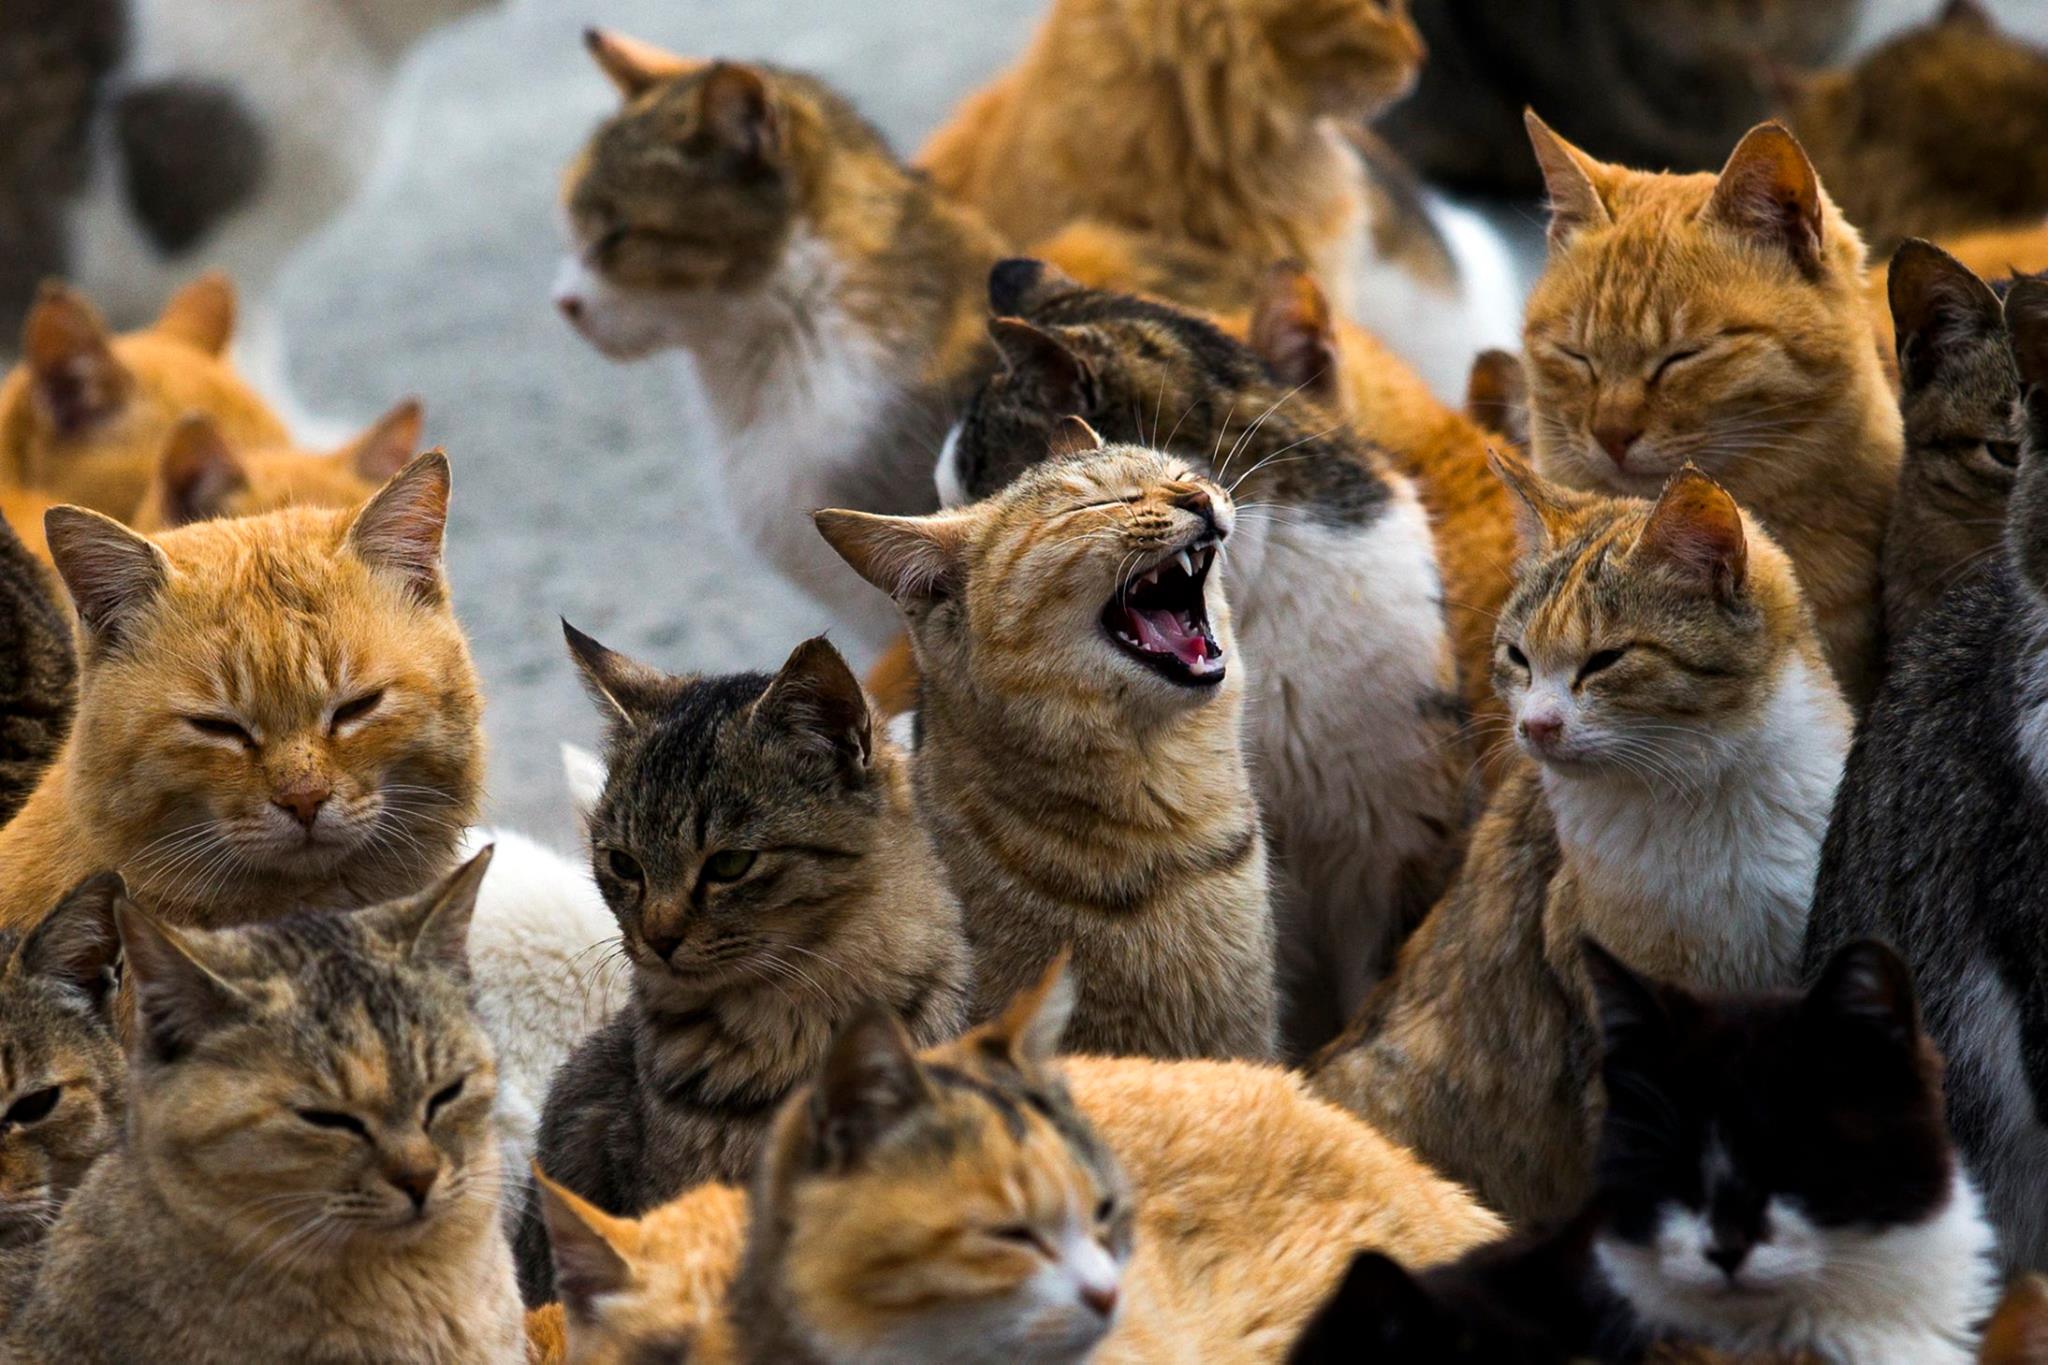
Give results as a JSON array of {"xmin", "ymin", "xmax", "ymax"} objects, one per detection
[
  {"xmin": 341, "ymin": 397, "xmax": 424, "ymax": 483},
  {"xmin": 1942, "ymin": 0, "xmax": 1994, "ymax": 30},
  {"xmin": 1580, "ymin": 937, "xmax": 1673, "ymax": 1057},
  {"xmin": 977, "ymin": 951, "xmax": 1075, "ymax": 1069},
  {"xmin": 1046, "ymin": 415, "xmax": 1104, "ymax": 459},
  {"xmin": 117, "ymin": 903, "xmax": 244, "ymax": 1063},
  {"xmin": 1247, "ymin": 261, "xmax": 1339, "ymax": 402},
  {"xmin": 1631, "ymin": 467, "xmax": 1748, "ymax": 601},
  {"xmin": 152, "ymin": 271, "xmax": 236, "ymax": 355},
  {"xmin": 376, "ymin": 845, "xmax": 490, "ymax": 979},
  {"xmin": 582, "ymin": 27, "xmax": 704, "ymax": 99},
  {"xmin": 697, "ymin": 63, "xmax": 781, "ymax": 164},
  {"xmin": 1889, "ymin": 240, "xmax": 2005, "ymax": 392},
  {"xmin": 2002, "ymin": 276, "xmax": 2048, "ymax": 393},
  {"xmin": 23, "ymin": 283, "xmax": 131, "ymax": 436},
  {"xmin": 45, "ymin": 505, "xmax": 171, "ymax": 649},
  {"xmin": 1465, "ymin": 349, "xmax": 1528, "ymax": 448},
  {"xmin": 814, "ymin": 507, "xmax": 976, "ymax": 603},
  {"xmin": 809, "ymin": 1008, "xmax": 934, "ymax": 1171},
  {"xmin": 755, "ymin": 636, "xmax": 873, "ymax": 777},
  {"xmin": 1294, "ymin": 1251, "xmax": 1442, "ymax": 1361},
  {"xmin": 988, "ymin": 317, "xmax": 1096, "ymax": 417},
  {"xmin": 1806, "ymin": 939, "xmax": 1921, "ymax": 1047},
  {"xmin": 1980, "ymin": 1274, "xmax": 2048, "ymax": 1365},
  {"xmin": 1487, "ymin": 447, "xmax": 1583, "ymax": 549},
  {"xmin": 562, "ymin": 620, "xmax": 674, "ymax": 729},
  {"xmin": 1702, "ymin": 122, "xmax": 1825, "ymax": 277},
  {"xmin": 535, "ymin": 1168, "xmax": 642, "ymax": 1324},
  {"xmin": 987, "ymin": 257, "xmax": 1082, "ymax": 317},
  {"xmin": 12, "ymin": 872, "xmax": 125, "ymax": 1013},
  {"xmin": 345, "ymin": 450, "xmax": 450, "ymax": 603},
  {"xmin": 153, "ymin": 414, "xmax": 250, "ymax": 528},
  {"xmin": 1525, "ymin": 109, "xmax": 1614, "ymax": 249}
]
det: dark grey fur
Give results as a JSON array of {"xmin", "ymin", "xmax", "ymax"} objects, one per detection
[
  {"xmin": 114, "ymin": 80, "xmax": 267, "ymax": 255},
  {"xmin": 0, "ymin": 517, "xmax": 76, "ymax": 828}
]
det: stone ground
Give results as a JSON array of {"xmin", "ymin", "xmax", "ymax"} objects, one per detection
[{"xmin": 272, "ymin": 0, "xmax": 2040, "ymax": 848}]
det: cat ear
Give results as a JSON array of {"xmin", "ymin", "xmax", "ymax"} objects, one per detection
[
  {"xmin": 340, "ymin": 397, "xmax": 424, "ymax": 484},
  {"xmin": 1980, "ymin": 1274, "xmax": 2048, "ymax": 1365},
  {"xmin": 152, "ymin": 414, "xmax": 250, "ymax": 528},
  {"xmin": 1889, "ymin": 240, "xmax": 2005, "ymax": 392},
  {"xmin": 534, "ymin": 1168, "xmax": 642, "ymax": 1324},
  {"xmin": 1046, "ymin": 416, "xmax": 1104, "ymax": 459},
  {"xmin": 345, "ymin": 450, "xmax": 450, "ymax": 603},
  {"xmin": 1524, "ymin": 110, "xmax": 1614, "ymax": 249},
  {"xmin": 1632, "ymin": 467, "xmax": 1748, "ymax": 601},
  {"xmin": 754, "ymin": 636, "xmax": 873, "ymax": 777},
  {"xmin": 1247, "ymin": 261, "xmax": 1339, "ymax": 403},
  {"xmin": 1703, "ymin": 122, "xmax": 1825, "ymax": 277},
  {"xmin": 152, "ymin": 271, "xmax": 236, "ymax": 355},
  {"xmin": 2002, "ymin": 276, "xmax": 2048, "ymax": 393},
  {"xmin": 11, "ymin": 872, "xmax": 124, "ymax": 1013},
  {"xmin": 979, "ymin": 951, "xmax": 1075, "ymax": 1069},
  {"xmin": 1464, "ymin": 349, "xmax": 1528, "ymax": 447},
  {"xmin": 23, "ymin": 283, "xmax": 131, "ymax": 436},
  {"xmin": 987, "ymin": 317, "xmax": 1096, "ymax": 417},
  {"xmin": 1292, "ymin": 1251, "xmax": 1442, "ymax": 1363},
  {"xmin": 987, "ymin": 257, "xmax": 1081, "ymax": 317},
  {"xmin": 45, "ymin": 505, "xmax": 171, "ymax": 649},
  {"xmin": 582, "ymin": 27, "xmax": 704, "ymax": 99},
  {"xmin": 1806, "ymin": 939, "xmax": 1921, "ymax": 1047},
  {"xmin": 1942, "ymin": 0, "xmax": 1994, "ymax": 30},
  {"xmin": 379, "ymin": 846, "xmax": 490, "ymax": 979},
  {"xmin": 1486, "ymin": 447, "xmax": 1583, "ymax": 549},
  {"xmin": 562, "ymin": 620, "xmax": 674, "ymax": 728},
  {"xmin": 116, "ymin": 903, "xmax": 244, "ymax": 1063},
  {"xmin": 814, "ymin": 507, "xmax": 977, "ymax": 603},
  {"xmin": 809, "ymin": 1008, "xmax": 934, "ymax": 1171},
  {"xmin": 1580, "ymin": 937, "xmax": 1673, "ymax": 1056},
  {"xmin": 698, "ymin": 63, "xmax": 781, "ymax": 164}
]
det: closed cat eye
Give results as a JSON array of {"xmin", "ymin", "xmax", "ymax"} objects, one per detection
[
  {"xmin": 1986, "ymin": 440, "xmax": 2021, "ymax": 468},
  {"xmin": 992, "ymin": 1224, "xmax": 1043, "ymax": 1248},
  {"xmin": 185, "ymin": 715, "xmax": 255, "ymax": 746},
  {"xmin": 329, "ymin": 689, "xmax": 386, "ymax": 732},
  {"xmin": 1577, "ymin": 648, "xmax": 1628, "ymax": 681},
  {"xmin": 604, "ymin": 848, "xmax": 645, "ymax": 884},
  {"xmin": 1505, "ymin": 643, "xmax": 1530, "ymax": 670},
  {"xmin": 2, "ymin": 1086, "xmax": 60, "ymax": 1127},
  {"xmin": 426, "ymin": 1077, "xmax": 465, "ymax": 1120},
  {"xmin": 702, "ymin": 849, "xmax": 758, "ymax": 883},
  {"xmin": 1650, "ymin": 349, "xmax": 1701, "ymax": 382},
  {"xmin": 296, "ymin": 1108, "xmax": 369, "ymax": 1138}
]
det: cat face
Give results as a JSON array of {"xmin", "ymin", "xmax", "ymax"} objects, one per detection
[
  {"xmin": 44, "ymin": 454, "xmax": 482, "ymax": 916},
  {"xmin": 822, "ymin": 436, "xmax": 1237, "ymax": 718},
  {"xmin": 759, "ymin": 965, "xmax": 1133, "ymax": 1365},
  {"xmin": 119, "ymin": 854, "xmax": 500, "ymax": 1257},
  {"xmin": 0, "ymin": 876, "xmax": 124, "ymax": 1248},
  {"xmin": 563, "ymin": 633, "xmax": 882, "ymax": 994},
  {"xmin": 1256, "ymin": 0, "xmax": 1423, "ymax": 120},
  {"xmin": 2001, "ymin": 277, "xmax": 2048, "ymax": 601},
  {"xmin": 1521, "ymin": 118, "xmax": 1867, "ymax": 497},
  {"xmin": 1583, "ymin": 939, "xmax": 1959, "ymax": 1339},
  {"xmin": 1490, "ymin": 455, "xmax": 1794, "ymax": 778}
]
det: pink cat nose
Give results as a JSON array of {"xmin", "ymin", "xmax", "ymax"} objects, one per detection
[
  {"xmin": 556, "ymin": 293, "xmax": 585, "ymax": 323},
  {"xmin": 273, "ymin": 779, "xmax": 332, "ymax": 828},
  {"xmin": 385, "ymin": 1162, "xmax": 439, "ymax": 1213},
  {"xmin": 1520, "ymin": 714, "xmax": 1564, "ymax": 749},
  {"xmin": 1593, "ymin": 420, "xmax": 1643, "ymax": 467},
  {"xmin": 1080, "ymin": 1283, "xmax": 1118, "ymax": 1318}
]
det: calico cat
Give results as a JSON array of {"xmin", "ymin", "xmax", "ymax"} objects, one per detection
[
  {"xmin": 0, "ymin": 453, "xmax": 483, "ymax": 931},
  {"xmin": 940, "ymin": 263, "xmax": 1467, "ymax": 1046},
  {"xmin": 1312, "ymin": 457, "xmax": 1851, "ymax": 1227},
  {"xmin": 1803, "ymin": 281, "xmax": 2048, "ymax": 1272},
  {"xmin": 1883, "ymin": 242, "xmax": 2031, "ymax": 649},
  {"xmin": 818, "ymin": 438, "xmax": 1279, "ymax": 1060},
  {"xmin": 1779, "ymin": 0, "xmax": 2048, "ymax": 255},
  {"xmin": 0, "ymin": 517, "xmax": 73, "ymax": 826},
  {"xmin": 553, "ymin": 35, "xmax": 1006, "ymax": 652},
  {"xmin": 5, "ymin": 852, "xmax": 526, "ymax": 1363},
  {"xmin": 1293, "ymin": 939, "xmax": 1999, "ymax": 1365},
  {"xmin": 0, "ymin": 274, "xmax": 287, "ymax": 518},
  {"xmin": 1522, "ymin": 117, "xmax": 1901, "ymax": 708},
  {"xmin": 539, "ymin": 961, "xmax": 1501, "ymax": 1364},
  {"xmin": 516, "ymin": 632, "xmax": 971, "ymax": 1303},
  {"xmin": 1379, "ymin": 0, "xmax": 1857, "ymax": 199}
]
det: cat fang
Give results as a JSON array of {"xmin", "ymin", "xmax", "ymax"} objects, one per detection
[{"xmin": 1103, "ymin": 535, "xmax": 1227, "ymax": 687}]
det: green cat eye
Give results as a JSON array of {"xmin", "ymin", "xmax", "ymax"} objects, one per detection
[{"xmin": 702, "ymin": 849, "xmax": 758, "ymax": 883}]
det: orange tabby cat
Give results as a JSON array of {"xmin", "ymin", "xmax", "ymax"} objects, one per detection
[
  {"xmin": 0, "ymin": 275, "xmax": 288, "ymax": 517},
  {"xmin": 0, "ymin": 454, "xmax": 482, "ymax": 929},
  {"xmin": 1521, "ymin": 116, "xmax": 1900, "ymax": 707}
]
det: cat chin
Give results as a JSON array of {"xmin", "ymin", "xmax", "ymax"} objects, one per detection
[{"xmin": 551, "ymin": 257, "xmax": 684, "ymax": 360}]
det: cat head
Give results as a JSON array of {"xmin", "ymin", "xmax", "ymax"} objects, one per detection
[
  {"xmin": 1521, "ymin": 117, "xmax": 1872, "ymax": 496},
  {"xmin": 1245, "ymin": 0, "xmax": 1423, "ymax": 121},
  {"xmin": 822, "ymin": 434, "xmax": 1236, "ymax": 724},
  {"xmin": 1287, "ymin": 1240, "xmax": 1586, "ymax": 1365},
  {"xmin": 1999, "ymin": 276, "xmax": 2048, "ymax": 600},
  {"xmin": 561, "ymin": 630, "xmax": 896, "ymax": 995},
  {"xmin": 748, "ymin": 960, "xmax": 1132, "ymax": 1365},
  {"xmin": 553, "ymin": 33, "xmax": 896, "ymax": 360},
  {"xmin": 0, "ymin": 275, "xmax": 289, "ymax": 514},
  {"xmin": 43, "ymin": 453, "xmax": 482, "ymax": 917},
  {"xmin": 117, "ymin": 852, "xmax": 499, "ymax": 1259},
  {"xmin": 129, "ymin": 399, "xmax": 423, "ymax": 533},
  {"xmin": 0, "ymin": 874, "xmax": 125, "ymax": 1248},
  {"xmin": 1582, "ymin": 937, "xmax": 1970, "ymax": 1343},
  {"xmin": 1488, "ymin": 453, "xmax": 1809, "ymax": 779}
]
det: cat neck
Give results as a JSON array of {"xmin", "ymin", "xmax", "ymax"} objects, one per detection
[{"xmin": 1541, "ymin": 651, "xmax": 1849, "ymax": 989}]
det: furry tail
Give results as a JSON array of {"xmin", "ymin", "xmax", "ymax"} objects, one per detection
[{"xmin": 0, "ymin": 515, "xmax": 76, "ymax": 824}]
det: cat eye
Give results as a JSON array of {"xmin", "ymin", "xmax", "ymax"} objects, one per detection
[
  {"xmin": 426, "ymin": 1077, "xmax": 465, "ymax": 1120},
  {"xmin": 2, "ymin": 1086, "xmax": 60, "ymax": 1127},
  {"xmin": 701, "ymin": 849, "xmax": 758, "ymax": 883},
  {"xmin": 1505, "ymin": 643, "xmax": 1530, "ymax": 671},
  {"xmin": 1650, "ymin": 349, "xmax": 1702, "ymax": 383},
  {"xmin": 1557, "ymin": 347, "xmax": 1594, "ymax": 377},
  {"xmin": 604, "ymin": 848, "xmax": 645, "ymax": 885},
  {"xmin": 329, "ymin": 689, "xmax": 385, "ymax": 733},
  {"xmin": 1986, "ymin": 440, "xmax": 2022, "ymax": 469},
  {"xmin": 185, "ymin": 715, "xmax": 255, "ymax": 747},
  {"xmin": 589, "ymin": 226, "xmax": 628, "ymax": 262},
  {"xmin": 296, "ymin": 1108, "xmax": 369, "ymax": 1138},
  {"xmin": 1577, "ymin": 648, "xmax": 1628, "ymax": 682},
  {"xmin": 992, "ymin": 1224, "xmax": 1042, "ymax": 1248},
  {"xmin": 1094, "ymin": 1197, "xmax": 1117, "ymax": 1223}
]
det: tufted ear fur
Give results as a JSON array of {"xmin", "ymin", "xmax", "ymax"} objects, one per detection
[
  {"xmin": 582, "ymin": 28, "xmax": 705, "ymax": 99},
  {"xmin": 562, "ymin": 621, "xmax": 676, "ymax": 729},
  {"xmin": 1526, "ymin": 110, "xmax": 1615, "ymax": 250},
  {"xmin": 151, "ymin": 414, "xmax": 250, "ymax": 528},
  {"xmin": 1890, "ymin": 240, "xmax": 2005, "ymax": 393},
  {"xmin": 754, "ymin": 636, "xmax": 873, "ymax": 780},
  {"xmin": 988, "ymin": 317, "xmax": 1095, "ymax": 417},
  {"xmin": 1630, "ymin": 467, "xmax": 1748, "ymax": 602},
  {"xmin": 814, "ymin": 507, "xmax": 978, "ymax": 603},
  {"xmin": 118, "ymin": 904, "xmax": 246, "ymax": 1065},
  {"xmin": 345, "ymin": 451, "xmax": 450, "ymax": 603},
  {"xmin": 45, "ymin": 505, "xmax": 170, "ymax": 650},
  {"xmin": 1488, "ymin": 447, "xmax": 1590, "ymax": 550},
  {"xmin": 23, "ymin": 284, "xmax": 130, "ymax": 435},
  {"xmin": 808, "ymin": 1009, "xmax": 935, "ymax": 1172},
  {"xmin": 1247, "ymin": 261, "xmax": 1339, "ymax": 402},
  {"xmin": 1702, "ymin": 123, "xmax": 1825, "ymax": 277},
  {"xmin": 11, "ymin": 873, "xmax": 125, "ymax": 1013}
]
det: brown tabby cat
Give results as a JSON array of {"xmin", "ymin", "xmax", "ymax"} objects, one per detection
[
  {"xmin": 0, "ymin": 453, "xmax": 482, "ymax": 931},
  {"xmin": 1522, "ymin": 116, "xmax": 1901, "ymax": 707},
  {"xmin": 0, "ymin": 274, "xmax": 288, "ymax": 517},
  {"xmin": 1311, "ymin": 457, "xmax": 1851, "ymax": 1228},
  {"xmin": 1779, "ymin": 0, "xmax": 2048, "ymax": 255},
  {"xmin": 5, "ymin": 853, "xmax": 525, "ymax": 1363},
  {"xmin": 818, "ymin": 439, "xmax": 1276, "ymax": 1060},
  {"xmin": 0, "ymin": 516, "xmax": 72, "ymax": 825},
  {"xmin": 544, "ymin": 963, "xmax": 1500, "ymax": 1364}
]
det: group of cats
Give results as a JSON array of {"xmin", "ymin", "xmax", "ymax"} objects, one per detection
[{"xmin": 0, "ymin": 0, "xmax": 2047, "ymax": 1362}]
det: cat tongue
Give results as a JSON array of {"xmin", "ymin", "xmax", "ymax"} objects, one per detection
[{"xmin": 1131, "ymin": 607, "xmax": 1216, "ymax": 668}]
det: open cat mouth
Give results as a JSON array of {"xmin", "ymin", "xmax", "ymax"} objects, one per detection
[{"xmin": 1101, "ymin": 536, "xmax": 1225, "ymax": 687}]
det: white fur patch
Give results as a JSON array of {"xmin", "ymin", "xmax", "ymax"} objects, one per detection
[
  {"xmin": 1349, "ymin": 184, "xmax": 1525, "ymax": 403},
  {"xmin": 934, "ymin": 421, "xmax": 969, "ymax": 509},
  {"xmin": 559, "ymin": 741, "xmax": 606, "ymax": 823}
]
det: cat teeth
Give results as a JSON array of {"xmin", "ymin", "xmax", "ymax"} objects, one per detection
[{"xmin": 1175, "ymin": 549, "xmax": 1195, "ymax": 577}]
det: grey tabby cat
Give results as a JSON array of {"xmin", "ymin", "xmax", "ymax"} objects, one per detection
[
  {"xmin": 6, "ymin": 851, "xmax": 525, "ymax": 1364},
  {"xmin": 0, "ymin": 517, "xmax": 75, "ymax": 826},
  {"xmin": 516, "ymin": 630, "xmax": 971, "ymax": 1304},
  {"xmin": 1804, "ymin": 274, "xmax": 2048, "ymax": 1272}
]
